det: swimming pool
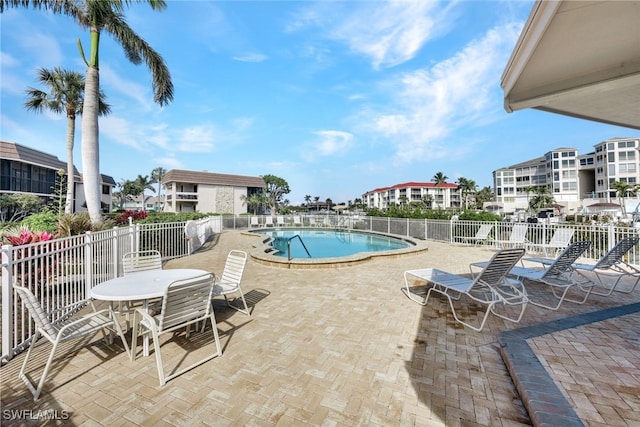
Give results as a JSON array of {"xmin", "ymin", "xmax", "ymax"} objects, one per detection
[{"xmin": 252, "ymin": 228, "xmax": 411, "ymax": 259}]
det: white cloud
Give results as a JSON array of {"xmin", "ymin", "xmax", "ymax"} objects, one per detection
[
  {"xmin": 176, "ymin": 125, "xmax": 217, "ymax": 152},
  {"xmin": 302, "ymin": 130, "xmax": 355, "ymax": 161},
  {"xmin": 100, "ymin": 65, "xmax": 154, "ymax": 111},
  {"xmin": 357, "ymin": 22, "xmax": 522, "ymax": 165},
  {"xmin": 288, "ymin": 0, "xmax": 453, "ymax": 69},
  {"xmin": 232, "ymin": 53, "xmax": 268, "ymax": 62}
]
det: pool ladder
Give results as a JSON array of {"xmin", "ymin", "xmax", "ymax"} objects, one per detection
[{"xmin": 287, "ymin": 235, "xmax": 312, "ymax": 260}]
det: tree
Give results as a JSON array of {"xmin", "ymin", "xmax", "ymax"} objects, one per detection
[
  {"xmin": 432, "ymin": 172, "xmax": 448, "ymax": 185},
  {"xmin": 0, "ymin": 194, "xmax": 44, "ymax": 222},
  {"xmin": 529, "ymin": 186, "xmax": 554, "ymax": 213},
  {"xmin": 3, "ymin": 1, "xmax": 174, "ymax": 224},
  {"xmin": 240, "ymin": 192, "xmax": 267, "ymax": 215},
  {"xmin": 456, "ymin": 177, "xmax": 476, "ymax": 210},
  {"xmin": 475, "ymin": 186, "xmax": 494, "ymax": 209},
  {"xmin": 25, "ymin": 66, "xmax": 110, "ymax": 214},
  {"xmin": 611, "ymin": 181, "xmax": 632, "ymax": 217},
  {"xmin": 150, "ymin": 167, "xmax": 166, "ymax": 211},
  {"xmin": 304, "ymin": 195, "xmax": 311, "ymax": 208},
  {"xmin": 313, "ymin": 196, "xmax": 320, "ymax": 211},
  {"xmin": 262, "ymin": 174, "xmax": 291, "ymax": 215},
  {"xmin": 325, "ymin": 198, "xmax": 333, "ymax": 211}
]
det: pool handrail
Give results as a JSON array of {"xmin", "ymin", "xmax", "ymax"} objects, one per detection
[{"xmin": 287, "ymin": 235, "xmax": 312, "ymax": 260}]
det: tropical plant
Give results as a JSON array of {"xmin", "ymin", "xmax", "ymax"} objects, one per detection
[
  {"xmin": 2, "ymin": 0, "xmax": 174, "ymax": 224},
  {"xmin": 0, "ymin": 194, "xmax": 44, "ymax": 222},
  {"xmin": 610, "ymin": 181, "xmax": 633, "ymax": 217},
  {"xmin": 528, "ymin": 186, "xmax": 554, "ymax": 213},
  {"xmin": 432, "ymin": 171, "xmax": 448, "ymax": 185},
  {"xmin": 150, "ymin": 166, "xmax": 166, "ymax": 211},
  {"xmin": 456, "ymin": 177, "xmax": 477, "ymax": 210},
  {"xmin": 475, "ymin": 186, "xmax": 494, "ymax": 209},
  {"xmin": 240, "ymin": 192, "xmax": 267, "ymax": 215},
  {"xmin": 25, "ymin": 66, "xmax": 110, "ymax": 214}
]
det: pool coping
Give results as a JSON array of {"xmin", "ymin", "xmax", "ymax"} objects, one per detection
[
  {"xmin": 498, "ymin": 302, "xmax": 640, "ymax": 427},
  {"xmin": 243, "ymin": 227, "xmax": 429, "ymax": 269}
]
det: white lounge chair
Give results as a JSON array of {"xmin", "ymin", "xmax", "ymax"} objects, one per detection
[
  {"xmin": 250, "ymin": 216, "xmax": 260, "ymax": 227},
  {"xmin": 538, "ymin": 228, "xmax": 575, "ymax": 257},
  {"xmin": 13, "ymin": 285, "xmax": 130, "ymax": 401},
  {"xmin": 461, "ymin": 224, "xmax": 493, "ymax": 246},
  {"xmin": 495, "ymin": 223, "xmax": 528, "ymax": 249},
  {"xmin": 265, "ymin": 216, "xmax": 274, "ymax": 227},
  {"xmin": 276, "ymin": 215, "xmax": 286, "ymax": 227},
  {"xmin": 403, "ymin": 248, "xmax": 527, "ymax": 331},
  {"xmin": 292, "ymin": 216, "xmax": 302, "ymax": 227},
  {"xmin": 526, "ymin": 236, "xmax": 640, "ymax": 296},
  {"xmin": 131, "ymin": 273, "xmax": 221, "ymax": 386},
  {"xmin": 475, "ymin": 240, "xmax": 593, "ymax": 311}
]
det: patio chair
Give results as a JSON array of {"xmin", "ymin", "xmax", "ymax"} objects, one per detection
[
  {"xmin": 403, "ymin": 248, "xmax": 527, "ymax": 331},
  {"xmin": 494, "ymin": 223, "xmax": 528, "ymax": 249},
  {"xmin": 13, "ymin": 285, "xmax": 130, "ymax": 401},
  {"xmin": 293, "ymin": 216, "xmax": 302, "ymax": 227},
  {"xmin": 461, "ymin": 224, "xmax": 493, "ymax": 246},
  {"xmin": 276, "ymin": 215, "xmax": 286, "ymax": 227},
  {"xmin": 131, "ymin": 273, "xmax": 222, "ymax": 386},
  {"xmin": 476, "ymin": 240, "xmax": 593, "ymax": 311},
  {"xmin": 527, "ymin": 236, "xmax": 640, "ymax": 296},
  {"xmin": 122, "ymin": 250, "xmax": 162, "ymax": 274},
  {"xmin": 212, "ymin": 250, "xmax": 250, "ymax": 315},
  {"xmin": 538, "ymin": 228, "xmax": 575, "ymax": 257},
  {"xmin": 265, "ymin": 216, "xmax": 274, "ymax": 227},
  {"xmin": 250, "ymin": 216, "xmax": 260, "ymax": 227}
]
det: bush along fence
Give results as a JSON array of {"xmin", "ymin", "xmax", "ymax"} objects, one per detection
[{"xmin": 1, "ymin": 216, "xmax": 221, "ymax": 363}]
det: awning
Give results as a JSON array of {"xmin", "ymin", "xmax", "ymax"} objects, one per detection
[{"xmin": 501, "ymin": 1, "xmax": 640, "ymax": 130}]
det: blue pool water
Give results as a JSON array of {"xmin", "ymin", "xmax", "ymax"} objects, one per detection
[{"xmin": 253, "ymin": 229, "xmax": 410, "ymax": 259}]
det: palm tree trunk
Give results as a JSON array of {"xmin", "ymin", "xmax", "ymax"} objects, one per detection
[
  {"xmin": 81, "ymin": 65, "xmax": 102, "ymax": 223},
  {"xmin": 65, "ymin": 116, "xmax": 75, "ymax": 214}
]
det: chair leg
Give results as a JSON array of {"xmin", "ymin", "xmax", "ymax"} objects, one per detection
[
  {"xmin": 152, "ymin": 330, "xmax": 166, "ymax": 386},
  {"xmin": 19, "ymin": 331, "xmax": 61, "ymax": 402},
  {"xmin": 224, "ymin": 293, "xmax": 250, "ymax": 315}
]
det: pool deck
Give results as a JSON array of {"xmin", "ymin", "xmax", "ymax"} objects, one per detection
[{"xmin": 1, "ymin": 230, "xmax": 639, "ymax": 426}]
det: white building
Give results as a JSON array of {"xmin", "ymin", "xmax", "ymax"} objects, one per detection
[
  {"xmin": 493, "ymin": 137, "xmax": 640, "ymax": 215},
  {"xmin": 162, "ymin": 169, "xmax": 265, "ymax": 214},
  {"xmin": 363, "ymin": 182, "xmax": 460, "ymax": 210}
]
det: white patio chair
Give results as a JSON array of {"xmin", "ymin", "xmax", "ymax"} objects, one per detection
[
  {"xmin": 527, "ymin": 236, "xmax": 640, "ymax": 296},
  {"xmin": 403, "ymin": 248, "xmax": 527, "ymax": 331},
  {"xmin": 250, "ymin": 216, "xmax": 260, "ymax": 227},
  {"xmin": 265, "ymin": 216, "xmax": 274, "ymax": 227},
  {"xmin": 213, "ymin": 250, "xmax": 250, "ymax": 315},
  {"xmin": 482, "ymin": 240, "xmax": 594, "ymax": 310},
  {"xmin": 495, "ymin": 223, "xmax": 528, "ymax": 249},
  {"xmin": 538, "ymin": 228, "xmax": 575, "ymax": 257},
  {"xmin": 293, "ymin": 216, "xmax": 302, "ymax": 227},
  {"xmin": 13, "ymin": 285, "xmax": 130, "ymax": 401},
  {"xmin": 131, "ymin": 273, "xmax": 221, "ymax": 386},
  {"xmin": 276, "ymin": 215, "xmax": 286, "ymax": 227},
  {"xmin": 461, "ymin": 224, "xmax": 493, "ymax": 246},
  {"xmin": 122, "ymin": 250, "xmax": 162, "ymax": 274}
]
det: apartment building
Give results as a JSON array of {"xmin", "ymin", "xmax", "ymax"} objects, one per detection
[
  {"xmin": 362, "ymin": 182, "xmax": 460, "ymax": 210},
  {"xmin": 493, "ymin": 137, "xmax": 640, "ymax": 214},
  {"xmin": 0, "ymin": 141, "xmax": 115, "ymax": 213},
  {"xmin": 161, "ymin": 169, "xmax": 265, "ymax": 214}
]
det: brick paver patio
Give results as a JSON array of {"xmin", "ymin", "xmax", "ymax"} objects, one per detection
[{"xmin": 1, "ymin": 230, "xmax": 638, "ymax": 426}]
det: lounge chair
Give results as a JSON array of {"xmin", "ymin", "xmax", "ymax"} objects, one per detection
[
  {"xmin": 537, "ymin": 228, "xmax": 575, "ymax": 257},
  {"xmin": 276, "ymin": 215, "xmax": 286, "ymax": 227},
  {"xmin": 473, "ymin": 241, "xmax": 593, "ymax": 310},
  {"xmin": 292, "ymin": 216, "xmax": 302, "ymax": 227},
  {"xmin": 526, "ymin": 236, "xmax": 640, "ymax": 296},
  {"xmin": 403, "ymin": 248, "xmax": 527, "ymax": 331},
  {"xmin": 250, "ymin": 216, "xmax": 260, "ymax": 227},
  {"xmin": 494, "ymin": 223, "xmax": 528, "ymax": 249},
  {"xmin": 265, "ymin": 216, "xmax": 274, "ymax": 227},
  {"xmin": 461, "ymin": 224, "xmax": 493, "ymax": 246},
  {"xmin": 13, "ymin": 285, "xmax": 130, "ymax": 401}
]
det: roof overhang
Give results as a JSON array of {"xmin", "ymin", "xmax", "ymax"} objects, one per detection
[{"xmin": 501, "ymin": 0, "xmax": 640, "ymax": 130}]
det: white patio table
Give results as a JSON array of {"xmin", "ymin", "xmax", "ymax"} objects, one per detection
[{"xmin": 90, "ymin": 268, "xmax": 210, "ymax": 357}]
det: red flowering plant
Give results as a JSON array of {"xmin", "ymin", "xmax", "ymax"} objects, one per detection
[
  {"xmin": 2, "ymin": 226, "xmax": 59, "ymax": 289},
  {"xmin": 114, "ymin": 210, "xmax": 148, "ymax": 225}
]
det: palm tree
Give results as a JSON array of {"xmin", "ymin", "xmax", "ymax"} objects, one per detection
[
  {"xmin": 314, "ymin": 196, "xmax": 320, "ymax": 211},
  {"xmin": 304, "ymin": 195, "xmax": 311, "ymax": 210},
  {"xmin": 456, "ymin": 177, "xmax": 476, "ymax": 210},
  {"xmin": 611, "ymin": 181, "xmax": 632, "ymax": 217},
  {"xmin": 529, "ymin": 186, "xmax": 554, "ymax": 213},
  {"xmin": 134, "ymin": 174, "xmax": 155, "ymax": 208},
  {"xmin": 475, "ymin": 186, "xmax": 495, "ymax": 209},
  {"xmin": 3, "ymin": 1, "xmax": 174, "ymax": 223},
  {"xmin": 432, "ymin": 172, "xmax": 448, "ymax": 185},
  {"xmin": 25, "ymin": 66, "xmax": 110, "ymax": 214},
  {"xmin": 150, "ymin": 167, "xmax": 166, "ymax": 211}
]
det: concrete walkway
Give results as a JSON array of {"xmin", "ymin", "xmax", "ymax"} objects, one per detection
[{"xmin": 1, "ymin": 230, "xmax": 638, "ymax": 426}]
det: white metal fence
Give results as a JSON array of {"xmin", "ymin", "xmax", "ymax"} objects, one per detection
[{"xmin": 1, "ymin": 216, "xmax": 221, "ymax": 363}]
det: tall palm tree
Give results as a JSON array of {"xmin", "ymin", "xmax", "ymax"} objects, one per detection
[
  {"xmin": 432, "ymin": 172, "xmax": 448, "ymax": 185},
  {"xmin": 304, "ymin": 195, "xmax": 311, "ymax": 209},
  {"xmin": 150, "ymin": 166, "xmax": 166, "ymax": 211},
  {"xmin": 611, "ymin": 181, "xmax": 632, "ymax": 217},
  {"xmin": 456, "ymin": 177, "xmax": 476, "ymax": 210},
  {"xmin": 3, "ymin": 1, "xmax": 174, "ymax": 224},
  {"xmin": 25, "ymin": 67, "xmax": 110, "ymax": 214}
]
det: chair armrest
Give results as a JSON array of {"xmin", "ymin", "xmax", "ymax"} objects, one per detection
[{"xmin": 47, "ymin": 298, "xmax": 94, "ymax": 316}]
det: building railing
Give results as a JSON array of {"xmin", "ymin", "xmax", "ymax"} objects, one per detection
[{"xmin": 1, "ymin": 216, "xmax": 221, "ymax": 363}]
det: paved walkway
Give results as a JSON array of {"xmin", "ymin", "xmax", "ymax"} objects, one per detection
[{"xmin": 1, "ymin": 230, "xmax": 638, "ymax": 426}]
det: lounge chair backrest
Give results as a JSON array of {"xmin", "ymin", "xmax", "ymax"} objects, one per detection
[
  {"xmin": 549, "ymin": 228, "xmax": 574, "ymax": 246},
  {"xmin": 544, "ymin": 240, "xmax": 592, "ymax": 279},
  {"xmin": 476, "ymin": 248, "xmax": 525, "ymax": 286},
  {"xmin": 475, "ymin": 224, "xmax": 493, "ymax": 239},
  {"xmin": 594, "ymin": 236, "xmax": 639, "ymax": 269},
  {"xmin": 13, "ymin": 286, "xmax": 58, "ymax": 338},
  {"xmin": 158, "ymin": 274, "xmax": 215, "ymax": 332},
  {"xmin": 509, "ymin": 223, "xmax": 528, "ymax": 242}
]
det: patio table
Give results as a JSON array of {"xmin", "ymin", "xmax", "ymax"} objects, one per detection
[{"xmin": 91, "ymin": 268, "xmax": 210, "ymax": 356}]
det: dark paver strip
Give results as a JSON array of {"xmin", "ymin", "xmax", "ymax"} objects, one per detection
[{"xmin": 498, "ymin": 302, "xmax": 640, "ymax": 427}]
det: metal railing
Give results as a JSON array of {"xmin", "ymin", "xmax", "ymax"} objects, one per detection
[
  {"xmin": 1, "ymin": 216, "xmax": 221, "ymax": 363},
  {"xmin": 286, "ymin": 235, "xmax": 311, "ymax": 260}
]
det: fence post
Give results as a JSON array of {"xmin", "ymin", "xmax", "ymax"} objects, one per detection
[
  {"xmin": 84, "ymin": 232, "xmax": 94, "ymax": 297},
  {"xmin": 607, "ymin": 224, "xmax": 615, "ymax": 251},
  {"xmin": 2, "ymin": 244, "xmax": 14, "ymax": 362}
]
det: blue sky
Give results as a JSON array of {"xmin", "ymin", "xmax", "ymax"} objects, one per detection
[{"xmin": 1, "ymin": 1, "xmax": 636, "ymax": 206}]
